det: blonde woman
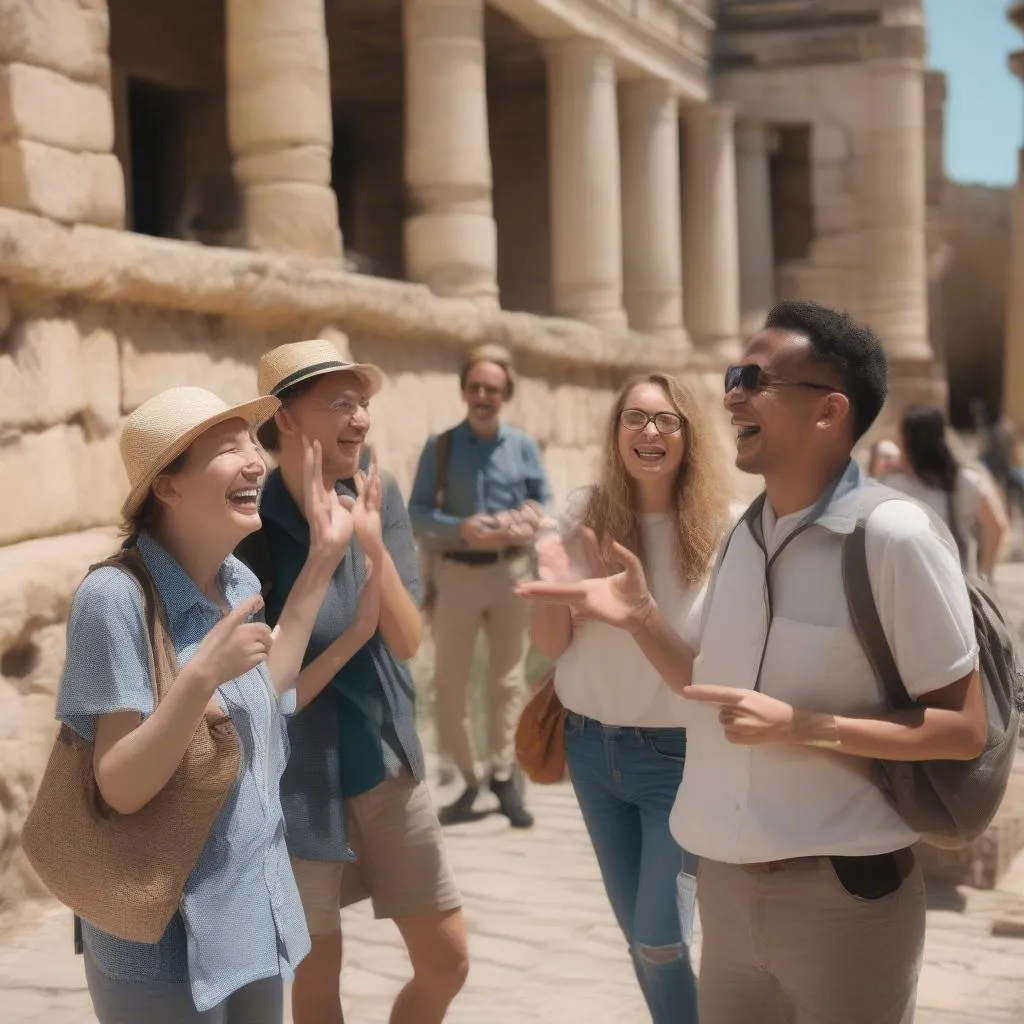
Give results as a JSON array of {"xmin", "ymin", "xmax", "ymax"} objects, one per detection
[
  {"xmin": 55, "ymin": 387, "xmax": 365, "ymax": 1023},
  {"xmin": 529, "ymin": 373, "xmax": 731, "ymax": 1024}
]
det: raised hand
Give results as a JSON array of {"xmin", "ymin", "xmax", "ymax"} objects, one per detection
[
  {"xmin": 516, "ymin": 540, "xmax": 654, "ymax": 633},
  {"xmin": 683, "ymin": 686, "xmax": 795, "ymax": 745},
  {"xmin": 303, "ymin": 437, "xmax": 354, "ymax": 569},
  {"xmin": 351, "ymin": 456, "xmax": 385, "ymax": 566},
  {"xmin": 190, "ymin": 594, "xmax": 273, "ymax": 690},
  {"xmin": 535, "ymin": 532, "xmax": 578, "ymax": 584}
]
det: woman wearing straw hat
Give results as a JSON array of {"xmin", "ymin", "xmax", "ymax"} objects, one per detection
[
  {"xmin": 55, "ymin": 386, "xmax": 359, "ymax": 1023},
  {"xmin": 236, "ymin": 339, "xmax": 467, "ymax": 1024}
]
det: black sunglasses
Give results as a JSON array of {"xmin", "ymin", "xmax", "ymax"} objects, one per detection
[{"xmin": 724, "ymin": 364, "xmax": 845, "ymax": 396}]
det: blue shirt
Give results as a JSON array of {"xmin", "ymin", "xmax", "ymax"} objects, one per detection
[
  {"xmin": 251, "ymin": 469, "xmax": 426, "ymax": 861},
  {"xmin": 408, "ymin": 420, "xmax": 552, "ymax": 548},
  {"xmin": 55, "ymin": 532, "xmax": 310, "ymax": 1012}
]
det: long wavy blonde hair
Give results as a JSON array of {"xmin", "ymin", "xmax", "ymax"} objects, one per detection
[{"xmin": 581, "ymin": 373, "xmax": 731, "ymax": 584}]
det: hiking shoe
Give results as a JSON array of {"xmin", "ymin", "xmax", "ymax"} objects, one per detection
[
  {"xmin": 438, "ymin": 785, "xmax": 479, "ymax": 826},
  {"xmin": 491, "ymin": 774, "xmax": 534, "ymax": 829}
]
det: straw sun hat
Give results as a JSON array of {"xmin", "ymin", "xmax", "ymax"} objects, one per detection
[
  {"xmin": 119, "ymin": 387, "xmax": 281, "ymax": 520},
  {"xmin": 257, "ymin": 338, "xmax": 384, "ymax": 399}
]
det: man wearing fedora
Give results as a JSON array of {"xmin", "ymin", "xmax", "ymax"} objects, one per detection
[
  {"xmin": 409, "ymin": 343, "xmax": 552, "ymax": 829},
  {"xmin": 236, "ymin": 338, "xmax": 468, "ymax": 1024}
]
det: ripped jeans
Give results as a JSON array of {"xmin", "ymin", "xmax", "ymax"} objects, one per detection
[{"xmin": 565, "ymin": 713, "xmax": 698, "ymax": 1024}]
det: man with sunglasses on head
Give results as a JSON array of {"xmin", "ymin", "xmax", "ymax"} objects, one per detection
[
  {"xmin": 410, "ymin": 344, "xmax": 552, "ymax": 829},
  {"xmin": 517, "ymin": 300, "xmax": 983, "ymax": 1023}
]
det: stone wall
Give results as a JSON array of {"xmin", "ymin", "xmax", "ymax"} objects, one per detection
[{"xmin": 0, "ymin": 207, "xmax": 741, "ymax": 907}]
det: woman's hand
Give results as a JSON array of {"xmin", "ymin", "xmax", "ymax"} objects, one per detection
[
  {"xmin": 303, "ymin": 437, "xmax": 354, "ymax": 572},
  {"xmin": 189, "ymin": 594, "xmax": 271, "ymax": 691}
]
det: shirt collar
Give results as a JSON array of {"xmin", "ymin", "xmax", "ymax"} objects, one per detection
[
  {"xmin": 135, "ymin": 531, "xmax": 249, "ymax": 626},
  {"xmin": 457, "ymin": 419, "xmax": 507, "ymax": 444},
  {"xmin": 259, "ymin": 468, "xmax": 310, "ymax": 547}
]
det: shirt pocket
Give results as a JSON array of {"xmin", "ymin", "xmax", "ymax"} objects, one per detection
[{"xmin": 761, "ymin": 617, "xmax": 876, "ymax": 714}]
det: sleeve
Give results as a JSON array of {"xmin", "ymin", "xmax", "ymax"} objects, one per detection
[
  {"xmin": 382, "ymin": 471, "xmax": 424, "ymax": 605},
  {"xmin": 522, "ymin": 436, "xmax": 553, "ymax": 511},
  {"xmin": 865, "ymin": 500, "xmax": 979, "ymax": 699},
  {"xmin": 55, "ymin": 566, "xmax": 156, "ymax": 742},
  {"xmin": 407, "ymin": 433, "xmax": 464, "ymax": 545}
]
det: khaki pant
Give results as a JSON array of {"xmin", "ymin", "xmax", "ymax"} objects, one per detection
[
  {"xmin": 697, "ymin": 855, "xmax": 925, "ymax": 1024},
  {"xmin": 431, "ymin": 555, "xmax": 531, "ymax": 785}
]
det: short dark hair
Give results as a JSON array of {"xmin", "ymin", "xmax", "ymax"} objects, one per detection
[
  {"xmin": 256, "ymin": 375, "xmax": 321, "ymax": 452},
  {"xmin": 763, "ymin": 299, "xmax": 888, "ymax": 441}
]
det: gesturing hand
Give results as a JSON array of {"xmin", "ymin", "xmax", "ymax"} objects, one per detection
[
  {"xmin": 535, "ymin": 532, "xmax": 578, "ymax": 584},
  {"xmin": 517, "ymin": 533, "xmax": 654, "ymax": 633},
  {"xmin": 683, "ymin": 686, "xmax": 795, "ymax": 745},
  {"xmin": 191, "ymin": 594, "xmax": 273, "ymax": 691},
  {"xmin": 352, "ymin": 457, "xmax": 385, "ymax": 567},
  {"xmin": 303, "ymin": 437, "xmax": 354, "ymax": 569}
]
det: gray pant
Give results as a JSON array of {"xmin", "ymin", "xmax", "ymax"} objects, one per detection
[{"xmin": 85, "ymin": 954, "xmax": 283, "ymax": 1024}]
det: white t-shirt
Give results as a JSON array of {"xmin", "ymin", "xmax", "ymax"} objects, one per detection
[
  {"xmin": 551, "ymin": 489, "xmax": 707, "ymax": 728},
  {"xmin": 883, "ymin": 467, "xmax": 985, "ymax": 574},
  {"xmin": 670, "ymin": 469, "xmax": 979, "ymax": 863}
]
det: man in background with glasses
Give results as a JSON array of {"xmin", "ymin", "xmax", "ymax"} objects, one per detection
[{"xmin": 410, "ymin": 344, "xmax": 552, "ymax": 828}]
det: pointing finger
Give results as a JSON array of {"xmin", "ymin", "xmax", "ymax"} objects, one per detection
[
  {"xmin": 223, "ymin": 594, "xmax": 264, "ymax": 629},
  {"xmin": 682, "ymin": 685, "xmax": 746, "ymax": 705}
]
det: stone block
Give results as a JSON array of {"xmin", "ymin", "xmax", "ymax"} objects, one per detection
[
  {"xmin": 0, "ymin": 140, "xmax": 123, "ymax": 226},
  {"xmin": 811, "ymin": 124, "xmax": 849, "ymax": 163},
  {"xmin": 242, "ymin": 181, "xmax": 342, "ymax": 259},
  {"xmin": 0, "ymin": 282, "xmax": 10, "ymax": 338},
  {"xmin": 233, "ymin": 145, "xmax": 332, "ymax": 188},
  {"xmin": 0, "ymin": 0, "xmax": 109, "ymax": 84},
  {"xmin": 0, "ymin": 63, "xmax": 113, "ymax": 152},
  {"xmin": 117, "ymin": 307, "xmax": 258, "ymax": 411},
  {"xmin": 0, "ymin": 424, "xmax": 126, "ymax": 545},
  {"xmin": 0, "ymin": 316, "xmax": 85, "ymax": 430},
  {"xmin": 79, "ymin": 320, "xmax": 120, "ymax": 434}
]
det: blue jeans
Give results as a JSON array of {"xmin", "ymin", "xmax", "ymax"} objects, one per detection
[{"xmin": 565, "ymin": 713, "xmax": 698, "ymax": 1024}]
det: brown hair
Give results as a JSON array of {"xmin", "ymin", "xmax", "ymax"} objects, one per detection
[
  {"xmin": 581, "ymin": 373, "xmax": 731, "ymax": 584},
  {"xmin": 120, "ymin": 448, "xmax": 190, "ymax": 540},
  {"xmin": 256, "ymin": 375, "xmax": 321, "ymax": 452},
  {"xmin": 459, "ymin": 343, "xmax": 516, "ymax": 399}
]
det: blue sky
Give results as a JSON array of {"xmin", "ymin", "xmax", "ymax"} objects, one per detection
[{"xmin": 925, "ymin": 0, "xmax": 1021, "ymax": 185}]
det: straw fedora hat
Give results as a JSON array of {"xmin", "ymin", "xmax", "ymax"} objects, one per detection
[
  {"xmin": 120, "ymin": 387, "xmax": 281, "ymax": 520},
  {"xmin": 257, "ymin": 338, "xmax": 384, "ymax": 399}
]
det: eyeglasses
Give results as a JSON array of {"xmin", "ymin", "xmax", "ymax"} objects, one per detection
[
  {"xmin": 724, "ymin": 364, "xmax": 845, "ymax": 396},
  {"xmin": 619, "ymin": 408, "xmax": 684, "ymax": 435}
]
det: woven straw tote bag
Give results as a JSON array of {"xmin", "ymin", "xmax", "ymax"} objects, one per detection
[{"xmin": 22, "ymin": 548, "xmax": 241, "ymax": 943}]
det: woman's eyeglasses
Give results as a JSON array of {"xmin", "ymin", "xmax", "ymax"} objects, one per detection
[
  {"xmin": 620, "ymin": 409, "xmax": 684, "ymax": 435},
  {"xmin": 724, "ymin": 364, "xmax": 845, "ymax": 396}
]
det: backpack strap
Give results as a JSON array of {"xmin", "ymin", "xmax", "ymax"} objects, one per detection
[
  {"xmin": 433, "ymin": 429, "xmax": 455, "ymax": 511},
  {"xmin": 841, "ymin": 491, "xmax": 916, "ymax": 711}
]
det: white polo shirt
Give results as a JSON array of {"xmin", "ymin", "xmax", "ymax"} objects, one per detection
[{"xmin": 669, "ymin": 461, "xmax": 978, "ymax": 862}]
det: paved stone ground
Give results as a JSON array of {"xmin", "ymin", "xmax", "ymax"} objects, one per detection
[{"xmin": 3, "ymin": 562, "xmax": 1024, "ymax": 1023}]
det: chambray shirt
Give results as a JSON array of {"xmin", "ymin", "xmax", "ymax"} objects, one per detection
[
  {"xmin": 408, "ymin": 420, "xmax": 552, "ymax": 548},
  {"xmin": 55, "ymin": 532, "xmax": 310, "ymax": 1012},
  {"xmin": 253, "ymin": 469, "xmax": 426, "ymax": 862}
]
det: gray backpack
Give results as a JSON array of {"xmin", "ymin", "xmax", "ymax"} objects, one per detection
[{"xmin": 843, "ymin": 488, "xmax": 1024, "ymax": 849}]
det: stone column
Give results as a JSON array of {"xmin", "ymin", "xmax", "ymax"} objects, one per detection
[
  {"xmin": 403, "ymin": 0, "xmax": 497, "ymax": 303},
  {"xmin": 619, "ymin": 79, "xmax": 688, "ymax": 347},
  {"xmin": 546, "ymin": 39, "xmax": 626, "ymax": 332},
  {"xmin": 1005, "ymin": 150, "xmax": 1024, "ymax": 425},
  {"xmin": 735, "ymin": 119, "xmax": 777, "ymax": 336},
  {"xmin": 681, "ymin": 102, "xmax": 741, "ymax": 359},
  {"xmin": 856, "ymin": 59, "xmax": 931, "ymax": 361},
  {"xmin": 225, "ymin": 0, "xmax": 341, "ymax": 259},
  {"xmin": 0, "ymin": 0, "xmax": 123, "ymax": 227}
]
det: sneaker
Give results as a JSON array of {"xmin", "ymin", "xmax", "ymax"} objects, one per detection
[
  {"xmin": 438, "ymin": 785, "xmax": 480, "ymax": 826},
  {"xmin": 490, "ymin": 774, "xmax": 534, "ymax": 829}
]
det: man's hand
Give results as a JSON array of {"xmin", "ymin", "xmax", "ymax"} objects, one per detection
[
  {"xmin": 303, "ymin": 437, "xmax": 354, "ymax": 573},
  {"xmin": 517, "ymin": 531, "xmax": 654, "ymax": 633},
  {"xmin": 351, "ymin": 458, "xmax": 385, "ymax": 567},
  {"xmin": 683, "ymin": 686, "xmax": 796, "ymax": 745}
]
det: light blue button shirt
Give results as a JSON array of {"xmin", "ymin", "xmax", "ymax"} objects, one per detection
[{"xmin": 55, "ymin": 532, "xmax": 310, "ymax": 1012}]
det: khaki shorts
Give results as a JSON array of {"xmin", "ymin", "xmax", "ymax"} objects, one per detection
[{"xmin": 290, "ymin": 773, "xmax": 462, "ymax": 936}]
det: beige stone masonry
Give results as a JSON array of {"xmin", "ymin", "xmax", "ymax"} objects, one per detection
[
  {"xmin": 0, "ymin": 0, "xmax": 110, "ymax": 86},
  {"xmin": 619, "ymin": 78, "xmax": 688, "ymax": 348},
  {"xmin": 0, "ymin": 209, "xmax": 696, "ymax": 373},
  {"xmin": 0, "ymin": 63, "xmax": 113, "ymax": 153},
  {"xmin": 735, "ymin": 119, "xmax": 777, "ymax": 335},
  {"xmin": 403, "ymin": 0, "xmax": 498, "ymax": 303},
  {"xmin": 226, "ymin": 0, "xmax": 341, "ymax": 259},
  {"xmin": 546, "ymin": 38, "xmax": 627, "ymax": 332},
  {"xmin": 1005, "ymin": 152, "xmax": 1024, "ymax": 425},
  {"xmin": 682, "ymin": 102, "xmax": 742, "ymax": 360}
]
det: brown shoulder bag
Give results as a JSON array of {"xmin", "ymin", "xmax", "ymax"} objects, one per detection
[
  {"xmin": 21, "ymin": 548, "xmax": 241, "ymax": 943},
  {"xmin": 515, "ymin": 668, "xmax": 568, "ymax": 784}
]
